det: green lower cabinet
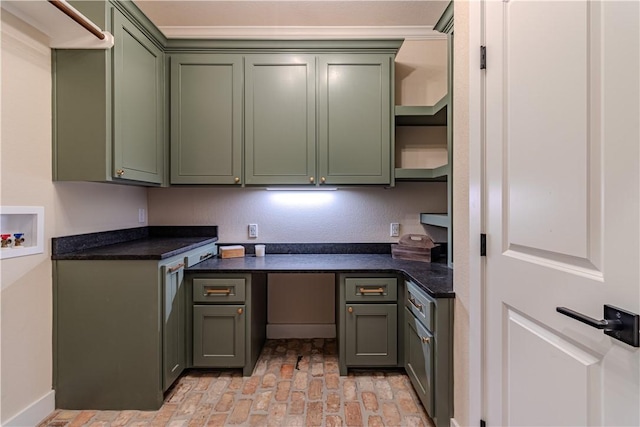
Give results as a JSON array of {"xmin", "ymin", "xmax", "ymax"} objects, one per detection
[
  {"xmin": 345, "ymin": 304, "xmax": 398, "ymax": 366},
  {"xmin": 404, "ymin": 307, "xmax": 434, "ymax": 415},
  {"xmin": 193, "ymin": 304, "xmax": 246, "ymax": 367},
  {"xmin": 162, "ymin": 261, "xmax": 186, "ymax": 391}
]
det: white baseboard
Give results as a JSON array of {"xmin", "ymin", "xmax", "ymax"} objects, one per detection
[
  {"xmin": 3, "ymin": 390, "xmax": 55, "ymax": 427},
  {"xmin": 266, "ymin": 324, "xmax": 336, "ymax": 339},
  {"xmin": 450, "ymin": 417, "xmax": 461, "ymax": 427}
]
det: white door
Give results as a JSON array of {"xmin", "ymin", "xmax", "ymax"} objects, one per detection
[{"xmin": 483, "ymin": 1, "xmax": 639, "ymax": 425}]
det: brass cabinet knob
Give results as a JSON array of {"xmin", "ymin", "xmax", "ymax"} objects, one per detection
[
  {"xmin": 321, "ymin": 177, "xmax": 326, "ymax": 184},
  {"xmin": 421, "ymin": 336, "xmax": 430, "ymax": 344},
  {"xmin": 237, "ymin": 308, "xmax": 243, "ymax": 315},
  {"xmin": 309, "ymin": 177, "xmax": 315, "ymax": 183},
  {"xmin": 116, "ymin": 169, "xmax": 125, "ymax": 177},
  {"xmin": 348, "ymin": 306, "xmax": 353, "ymax": 313},
  {"xmin": 234, "ymin": 177, "xmax": 240, "ymax": 184}
]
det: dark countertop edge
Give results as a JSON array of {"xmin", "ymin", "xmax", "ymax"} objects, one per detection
[
  {"xmin": 51, "ymin": 237, "xmax": 219, "ymax": 261},
  {"xmin": 51, "ymin": 226, "xmax": 219, "ymax": 257},
  {"xmin": 185, "ymin": 255, "xmax": 454, "ymax": 299}
]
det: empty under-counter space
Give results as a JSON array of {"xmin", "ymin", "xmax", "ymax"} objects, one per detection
[{"xmin": 267, "ymin": 273, "xmax": 336, "ymax": 339}]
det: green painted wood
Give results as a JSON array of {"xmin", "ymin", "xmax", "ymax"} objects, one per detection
[
  {"xmin": 345, "ymin": 304, "xmax": 398, "ymax": 366},
  {"xmin": 53, "ymin": 48, "xmax": 111, "ymax": 182},
  {"xmin": 404, "ymin": 306, "xmax": 435, "ymax": 415},
  {"xmin": 244, "ymin": 54, "xmax": 317, "ymax": 185},
  {"xmin": 162, "ymin": 261, "xmax": 186, "ymax": 391},
  {"xmin": 193, "ymin": 304, "xmax": 245, "ymax": 367},
  {"xmin": 318, "ymin": 54, "xmax": 393, "ymax": 185},
  {"xmin": 420, "ymin": 213, "xmax": 450, "ymax": 228},
  {"xmin": 53, "ymin": 3, "xmax": 164, "ymax": 186},
  {"xmin": 170, "ymin": 54, "xmax": 243, "ymax": 184},
  {"xmin": 164, "ymin": 39, "xmax": 404, "ymax": 52},
  {"xmin": 113, "ymin": 8, "xmax": 164, "ymax": 184},
  {"xmin": 394, "ymin": 165, "xmax": 449, "ymax": 181},
  {"xmin": 434, "ymin": 1, "xmax": 454, "ymax": 35},
  {"xmin": 192, "ymin": 277, "xmax": 245, "ymax": 303},
  {"xmin": 53, "ymin": 260, "xmax": 164, "ymax": 410},
  {"xmin": 344, "ymin": 277, "xmax": 397, "ymax": 302},
  {"xmin": 246, "ymin": 273, "xmax": 267, "ymax": 376},
  {"xmin": 395, "ymin": 101, "xmax": 448, "ymax": 126}
]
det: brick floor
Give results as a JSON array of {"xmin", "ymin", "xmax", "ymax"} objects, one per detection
[{"xmin": 40, "ymin": 339, "xmax": 434, "ymax": 426}]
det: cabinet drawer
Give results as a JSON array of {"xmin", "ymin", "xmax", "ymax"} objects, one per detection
[
  {"xmin": 345, "ymin": 277, "xmax": 397, "ymax": 302},
  {"xmin": 184, "ymin": 244, "xmax": 217, "ymax": 267},
  {"xmin": 404, "ymin": 307, "xmax": 434, "ymax": 415},
  {"xmin": 405, "ymin": 281, "xmax": 434, "ymax": 331},
  {"xmin": 193, "ymin": 278, "xmax": 245, "ymax": 303}
]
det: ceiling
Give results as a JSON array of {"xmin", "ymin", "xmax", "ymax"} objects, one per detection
[{"xmin": 132, "ymin": 0, "xmax": 450, "ymax": 39}]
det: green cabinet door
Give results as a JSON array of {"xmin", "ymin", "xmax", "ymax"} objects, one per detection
[
  {"xmin": 404, "ymin": 307, "xmax": 434, "ymax": 415},
  {"xmin": 345, "ymin": 303, "xmax": 397, "ymax": 366},
  {"xmin": 193, "ymin": 304, "xmax": 245, "ymax": 367},
  {"xmin": 162, "ymin": 261, "xmax": 186, "ymax": 391},
  {"xmin": 318, "ymin": 54, "xmax": 393, "ymax": 185},
  {"xmin": 170, "ymin": 54, "xmax": 243, "ymax": 184},
  {"xmin": 112, "ymin": 8, "xmax": 164, "ymax": 184},
  {"xmin": 244, "ymin": 55, "xmax": 316, "ymax": 185}
]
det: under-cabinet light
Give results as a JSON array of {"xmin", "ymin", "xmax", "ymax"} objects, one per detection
[{"xmin": 265, "ymin": 187, "xmax": 338, "ymax": 191}]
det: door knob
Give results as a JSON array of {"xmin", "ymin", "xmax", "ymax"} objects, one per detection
[{"xmin": 556, "ymin": 305, "xmax": 639, "ymax": 347}]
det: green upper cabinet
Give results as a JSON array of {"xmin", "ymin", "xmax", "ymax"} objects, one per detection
[
  {"xmin": 170, "ymin": 54, "xmax": 243, "ymax": 185},
  {"xmin": 244, "ymin": 54, "xmax": 317, "ymax": 186},
  {"xmin": 53, "ymin": 2, "xmax": 165, "ymax": 186},
  {"xmin": 318, "ymin": 54, "xmax": 393, "ymax": 185}
]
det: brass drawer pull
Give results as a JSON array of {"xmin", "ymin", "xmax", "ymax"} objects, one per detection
[
  {"xmin": 168, "ymin": 263, "xmax": 185, "ymax": 273},
  {"xmin": 348, "ymin": 306, "xmax": 353, "ymax": 313},
  {"xmin": 237, "ymin": 308, "xmax": 243, "ymax": 315},
  {"xmin": 421, "ymin": 336, "xmax": 431, "ymax": 344},
  {"xmin": 359, "ymin": 287, "xmax": 385, "ymax": 294},
  {"xmin": 206, "ymin": 288, "xmax": 232, "ymax": 295},
  {"xmin": 199, "ymin": 253, "xmax": 213, "ymax": 261},
  {"xmin": 408, "ymin": 295, "xmax": 423, "ymax": 311}
]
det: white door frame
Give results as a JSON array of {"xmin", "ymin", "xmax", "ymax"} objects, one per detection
[{"xmin": 467, "ymin": 0, "xmax": 485, "ymax": 425}]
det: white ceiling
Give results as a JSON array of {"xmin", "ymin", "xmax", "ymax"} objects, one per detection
[{"xmin": 132, "ymin": 0, "xmax": 450, "ymax": 39}]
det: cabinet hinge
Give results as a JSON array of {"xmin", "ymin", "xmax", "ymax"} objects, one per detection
[
  {"xmin": 480, "ymin": 420, "xmax": 486, "ymax": 427},
  {"xmin": 480, "ymin": 234, "xmax": 487, "ymax": 256},
  {"xmin": 480, "ymin": 46, "xmax": 487, "ymax": 69}
]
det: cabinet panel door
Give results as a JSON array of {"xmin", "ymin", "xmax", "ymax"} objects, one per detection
[
  {"xmin": 318, "ymin": 54, "xmax": 392, "ymax": 185},
  {"xmin": 404, "ymin": 307, "xmax": 434, "ymax": 415},
  {"xmin": 113, "ymin": 9, "xmax": 164, "ymax": 184},
  {"xmin": 245, "ymin": 55, "xmax": 316, "ymax": 185},
  {"xmin": 193, "ymin": 305, "xmax": 245, "ymax": 367},
  {"xmin": 345, "ymin": 304, "xmax": 397, "ymax": 366},
  {"xmin": 171, "ymin": 54, "xmax": 243, "ymax": 184},
  {"xmin": 163, "ymin": 263, "xmax": 186, "ymax": 391}
]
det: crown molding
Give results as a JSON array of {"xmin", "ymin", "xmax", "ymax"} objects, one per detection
[{"xmin": 158, "ymin": 25, "xmax": 447, "ymax": 40}]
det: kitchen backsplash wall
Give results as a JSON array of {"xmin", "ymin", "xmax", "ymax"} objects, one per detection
[{"xmin": 147, "ymin": 181, "xmax": 447, "ymax": 243}]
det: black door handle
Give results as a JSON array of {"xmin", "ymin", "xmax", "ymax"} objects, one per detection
[{"xmin": 556, "ymin": 305, "xmax": 639, "ymax": 347}]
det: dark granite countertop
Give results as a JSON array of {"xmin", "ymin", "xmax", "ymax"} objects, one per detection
[
  {"xmin": 188, "ymin": 254, "xmax": 454, "ymax": 298},
  {"xmin": 51, "ymin": 226, "xmax": 218, "ymax": 260}
]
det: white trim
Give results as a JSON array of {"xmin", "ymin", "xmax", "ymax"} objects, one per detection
[
  {"xmin": 266, "ymin": 324, "xmax": 336, "ymax": 339},
  {"xmin": 450, "ymin": 418, "xmax": 462, "ymax": 427},
  {"xmin": 158, "ymin": 25, "xmax": 446, "ymax": 40},
  {"xmin": 3, "ymin": 390, "xmax": 55, "ymax": 427},
  {"xmin": 468, "ymin": 0, "xmax": 485, "ymax": 425}
]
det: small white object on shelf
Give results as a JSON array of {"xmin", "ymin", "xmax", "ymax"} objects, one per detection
[{"xmin": 0, "ymin": 206, "xmax": 45, "ymax": 259}]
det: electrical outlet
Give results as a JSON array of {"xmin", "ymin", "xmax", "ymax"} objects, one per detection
[
  {"xmin": 248, "ymin": 224, "xmax": 258, "ymax": 238},
  {"xmin": 390, "ymin": 223, "xmax": 400, "ymax": 237},
  {"xmin": 138, "ymin": 208, "xmax": 146, "ymax": 224}
]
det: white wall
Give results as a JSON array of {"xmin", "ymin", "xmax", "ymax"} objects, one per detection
[
  {"xmin": 148, "ymin": 182, "xmax": 448, "ymax": 243},
  {"xmin": 0, "ymin": 11, "xmax": 148, "ymax": 425}
]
